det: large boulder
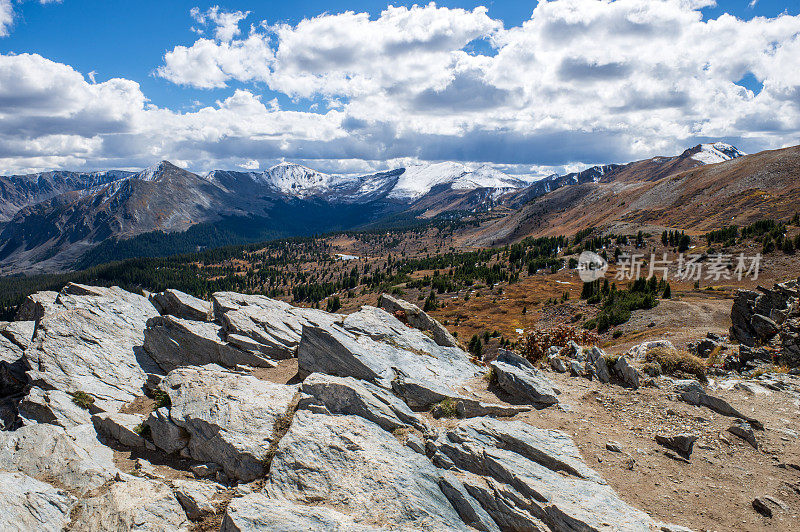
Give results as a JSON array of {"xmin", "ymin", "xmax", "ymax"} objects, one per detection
[
  {"xmin": 144, "ymin": 315, "xmax": 277, "ymax": 372},
  {"xmin": 378, "ymin": 293, "xmax": 459, "ymax": 347},
  {"xmin": 0, "ymin": 471, "xmax": 76, "ymax": 531},
  {"xmin": 155, "ymin": 365, "xmax": 298, "ymax": 482},
  {"xmin": 266, "ymin": 410, "xmax": 474, "ymax": 530},
  {"xmin": 298, "ymin": 306, "xmax": 481, "ymax": 389},
  {"xmin": 0, "ymin": 422, "xmax": 117, "ymax": 495},
  {"xmin": 23, "ymin": 285, "xmax": 161, "ymax": 412},
  {"xmin": 68, "ymin": 479, "xmax": 189, "ymax": 532},
  {"xmin": 150, "ymin": 289, "xmax": 210, "ymax": 321},
  {"xmin": 429, "ymin": 417, "xmax": 678, "ymax": 531},
  {"xmin": 212, "ymin": 292, "xmax": 336, "ymax": 359},
  {"xmin": 145, "ymin": 407, "xmax": 189, "ymax": 455},
  {"xmin": 299, "ymin": 372, "xmax": 427, "ymax": 433},
  {"xmin": 490, "ymin": 351, "xmax": 558, "ymax": 406}
]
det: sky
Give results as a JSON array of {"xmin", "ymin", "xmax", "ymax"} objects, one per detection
[{"xmin": 0, "ymin": 0, "xmax": 799, "ymax": 176}]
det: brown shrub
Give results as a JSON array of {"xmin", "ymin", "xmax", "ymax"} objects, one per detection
[
  {"xmin": 645, "ymin": 346, "xmax": 707, "ymax": 383},
  {"xmin": 520, "ymin": 325, "xmax": 600, "ymax": 364}
]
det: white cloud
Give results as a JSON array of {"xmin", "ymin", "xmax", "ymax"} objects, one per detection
[
  {"xmin": 3, "ymin": 1, "xmax": 800, "ymax": 175},
  {"xmin": 0, "ymin": 0, "xmax": 14, "ymax": 36},
  {"xmin": 190, "ymin": 5, "xmax": 250, "ymax": 42}
]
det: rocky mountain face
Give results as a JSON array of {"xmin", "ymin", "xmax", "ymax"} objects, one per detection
[
  {"xmin": 0, "ymin": 282, "xmax": 717, "ymax": 530},
  {"xmin": 0, "ymin": 143, "xmax": 749, "ymax": 274},
  {"xmin": 0, "ymin": 169, "xmax": 133, "ymax": 222}
]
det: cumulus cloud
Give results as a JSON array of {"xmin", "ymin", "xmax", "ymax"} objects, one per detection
[
  {"xmin": 3, "ymin": 1, "xmax": 800, "ymax": 175},
  {"xmin": 190, "ymin": 5, "xmax": 250, "ymax": 42}
]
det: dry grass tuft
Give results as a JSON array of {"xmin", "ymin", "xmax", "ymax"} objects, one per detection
[{"xmin": 645, "ymin": 346, "xmax": 707, "ymax": 383}]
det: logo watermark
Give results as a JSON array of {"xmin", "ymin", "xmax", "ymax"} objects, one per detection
[
  {"xmin": 577, "ymin": 251, "xmax": 609, "ymax": 282},
  {"xmin": 579, "ymin": 252, "xmax": 761, "ymax": 282}
]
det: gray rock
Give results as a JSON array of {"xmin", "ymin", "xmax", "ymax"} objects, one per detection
[
  {"xmin": 221, "ymin": 494, "xmax": 386, "ymax": 531},
  {"xmin": 430, "ymin": 417, "xmax": 671, "ymax": 531},
  {"xmin": 150, "ymin": 289, "xmax": 210, "ymax": 321},
  {"xmin": 569, "ymin": 360, "xmax": 583, "ymax": 376},
  {"xmin": 14, "ymin": 290, "xmax": 58, "ymax": 321},
  {"xmin": 0, "ymin": 422, "xmax": 117, "ymax": 495},
  {"xmin": 655, "ymin": 433, "xmax": 698, "ymax": 458},
  {"xmin": 389, "ymin": 371, "xmax": 528, "ymax": 417},
  {"xmin": 157, "ymin": 365, "xmax": 298, "ymax": 482},
  {"xmin": 0, "ymin": 320, "xmax": 36, "ymax": 349},
  {"xmin": 405, "ymin": 434, "xmax": 425, "ymax": 454},
  {"xmin": 585, "ymin": 346, "xmax": 611, "ymax": 383},
  {"xmin": 144, "ymin": 315, "xmax": 277, "ymax": 372},
  {"xmin": 300, "ymin": 372, "xmax": 426, "ymax": 432},
  {"xmin": 68, "ymin": 479, "xmax": 189, "ymax": 531},
  {"xmin": 266, "ymin": 410, "xmax": 474, "ymax": 530},
  {"xmin": 627, "ymin": 340, "xmax": 675, "ymax": 360},
  {"xmin": 190, "ymin": 463, "xmax": 220, "ymax": 479},
  {"xmin": 378, "ymin": 293, "xmax": 459, "ymax": 347},
  {"xmin": 0, "ymin": 471, "xmax": 76, "ymax": 532},
  {"xmin": 92, "ymin": 412, "xmax": 155, "ymax": 450},
  {"xmin": 675, "ymin": 381, "xmax": 762, "ymax": 427},
  {"xmin": 549, "ymin": 355, "xmax": 567, "ymax": 373},
  {"xmin": 752, "ymin": 495, "xmax": 787, "ymax": 518},
  {"xmin": 490, "ymin": 351, "xmax": 558, "ymax": 406},
  {"xmin": 438, "ymin": 471, "xmax": 501, "ymax": 532},
  {"xmin": 212, "ymin": 292, "xmax": 336, "ymax": 359},
  {"xmin": 24, "ymin": 285, "xmax": 161, "ymax": 412},
  {"xmin": 170, "ymin": 479, "xmax": 222, "ymax": 519},
  {"xmin": 298, "ymin": 305, "xmax": 481, "ymax": 389},
  {"xmin": 615, "ymin": 356, "xmax": 640, "ymax": 388},
  {"xmin": 18, "ymin": 387, "xmax": 93, "ymax": 428},
  {"xmin": 145, "ymin": 407, "xmax": 189, "ymax": 455},
  {"xmin": 751, "ymin": 313, "xmax": 779, "ymax": 338},
  {"xmin": 606, "ymin": 441, "xmax": 623, "ymax": 453},
  {"xmin": 728, "ymin": 420, "xmax": 758, "ymax": 448}
]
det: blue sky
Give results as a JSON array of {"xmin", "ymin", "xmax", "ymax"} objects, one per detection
[{"xmin": 0, "ymin": 1, "xmax": 799, "ymax": 175}]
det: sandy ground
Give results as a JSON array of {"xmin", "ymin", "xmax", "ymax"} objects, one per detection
[{"xmin": 460, "ymin": 369, "xmax": 800, "ymax": 531}]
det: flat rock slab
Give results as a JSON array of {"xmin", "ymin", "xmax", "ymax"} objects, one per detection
[
  {"xmin": 221, "ymin": 495, "xmax": 388, "ymax": 531},
  {"xmin": 157, "ymin": 365, "xmax": 298, "ymax": 482},
  {"xmin": 0, "ymin": 471, "xmax": 76, "ymax": 532},
  {"xmin": 0, "ymin": 422, "xmax": 117, "ymax": 495},
  {"xmin": 300, "ymin": 372, "xmax": 427, "ymax": 433},
  {"xmin": 212, "ymin": 292, "xmax": 336, "ymax": 359},
  {"xmin": 266, "ymin": 410, "xmax": 473, "ymax": 531},
  {"xmin": 299, "ymin": 306, "xmax": 481, "ymax": 390},
  {"xmin": 68, "ymin": 479, "xmax": 189, "ymax": 532},
  {"xmin": 24, "ymin": 285, "xmax": 161, "ymax": 412},
  {"xmin": 150, "ymin": 289, "xmax": 210, "ymax": 321},
  {"xmin": 430, "ymin": 417, "xmax": 681, "ymax": 531},
  {"xmin": 144, "ymin": 315, "xmax": 277, "ymax": 372},
  {"xmin": 18, "ymin": 387, "xmax": 93, "ymax": 428}
]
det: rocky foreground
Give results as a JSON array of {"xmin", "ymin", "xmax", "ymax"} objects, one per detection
[{"xmin": 0, "ymin": 284, "xmax": 798, "ymax": 530}]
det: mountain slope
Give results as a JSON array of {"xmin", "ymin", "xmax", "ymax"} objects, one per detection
[
  {"xmin": 0, "ymin": 170, "xmax": 133, "ymax": 222},
  {"xmin": 471, "ymin": 144, "xmax": 796, "ymax": 245}
]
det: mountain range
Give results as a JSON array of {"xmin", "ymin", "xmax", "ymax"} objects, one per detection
[{"xmin": 0, "ymin": 142, "xmax": 754, "ymax": 274}]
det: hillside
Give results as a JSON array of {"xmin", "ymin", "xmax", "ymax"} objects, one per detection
[{"xmin": 473, "ymin": 144, "xmax": 797, "ymax": 245}]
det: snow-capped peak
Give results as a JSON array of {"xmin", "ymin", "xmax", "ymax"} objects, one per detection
[
  {"xmin": 251, "ymin": 162, "xmax": 339, "ymax": 197},
  {"xmin": 691, "ymin": 142, "xmax": 746, "ymax": 165},
  {"xmin": 387, "ymin": 162, "xmax": 526, "ymax": 200},
  {"xmin": 136, "ymin": 161, "xmax": 173, "ymax": 182}
]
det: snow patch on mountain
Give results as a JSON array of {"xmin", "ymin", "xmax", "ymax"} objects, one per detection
[
  {"xmin": 251, "ymin": 162, "xmax": 346, "ymax": 197},
  {"xmin": 388, "ymin": 162, "xmax": 526, "ymax": 200},
  {"xmin": 691, "ymin": 143, "xmax": 746, "ymax": 165}
]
